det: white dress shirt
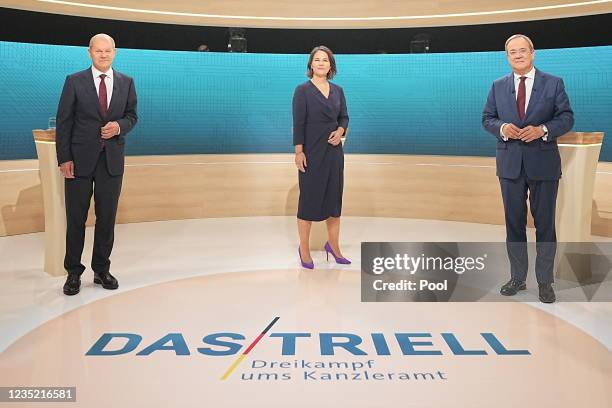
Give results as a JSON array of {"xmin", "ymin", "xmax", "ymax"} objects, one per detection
[
  {"xmin": 513, "ymin": 67, "xmax": 536, "ymax": 110},
  {"xmin": 500, "ymin": 67, "xmax": 548, "ymax": 141},
  {"xmin": 91, "ymin": 66, "xmax": 120, "ymax": 134},
  {"xmin": 91, "ymin": 66, "xmax": 113, "ymax": 108}
]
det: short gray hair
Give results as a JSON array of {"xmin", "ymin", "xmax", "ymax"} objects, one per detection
[
  {"xmin": 505, "ymin": 34, "xmax": 534, "ymax": 53},
  {"xmin": 89, "ymin": 33, "xmax": 115, "ymax": 49}
]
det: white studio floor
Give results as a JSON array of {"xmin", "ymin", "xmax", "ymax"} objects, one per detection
[{"xmin": 0, "ymin": 216, "xmax": 610, "ymax": 407}]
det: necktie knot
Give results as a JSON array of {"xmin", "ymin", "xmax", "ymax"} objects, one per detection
[
  {"xmin": 99, "ymin": 74, "xmax": 106, "ymax": 80},
  {"xmin": 519, "ymin": 76, "xmax": 526, "ymax": 83}
]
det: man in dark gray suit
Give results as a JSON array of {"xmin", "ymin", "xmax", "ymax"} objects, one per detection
[
  {"xmin": 482, "ymin": 34, "xmax": 574, "ymax": 303},
  {"xmin": 56, "ymin": 33, "xmax": 138, "ymax": 295}
]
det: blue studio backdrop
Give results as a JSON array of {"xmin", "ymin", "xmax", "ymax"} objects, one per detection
[{"xmin": 1, "ymin": 41, "xmax": 610, "ymax": 160}]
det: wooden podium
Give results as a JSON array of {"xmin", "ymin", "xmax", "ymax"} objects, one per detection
[
  {"xmin": 32, "ymin": 129, "xmax": 66, "ymax": 276},
  {"xmin": 555, "ymin": 132, "xmax": 604, "ymax": 280},
  {"xmin": 31, "ymin": 129, "xmax": 603, "ymax": 276}
]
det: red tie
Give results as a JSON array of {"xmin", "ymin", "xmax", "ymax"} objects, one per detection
[
  {"xmin": 99, "ymin": 74, "xmax": 108, "ymax": 117},
  {"xmin": 517, "ymin": 76, "xmax": 526, "ymax": 120}
]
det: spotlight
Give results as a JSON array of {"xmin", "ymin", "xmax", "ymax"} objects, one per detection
[{"xmin": 410, "ymin": 34, "xmax": 430, "ymax": 53}]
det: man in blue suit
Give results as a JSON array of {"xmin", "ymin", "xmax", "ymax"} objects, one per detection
[
  {"xmin": 56, "ymin": 34, "xmax": 138, "ymax": 295},
  {"xmin": 482, "ymin": 34, "xmax": 574, "ymax": 303}
]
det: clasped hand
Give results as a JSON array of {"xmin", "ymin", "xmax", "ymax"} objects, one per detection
[
  {"xmin": 101, "ymin": 121, "xmax": 120, "ymax": 139},
  {"xmin": 503, "ymin": 124, "xmax": 545, "ymax": 143}
]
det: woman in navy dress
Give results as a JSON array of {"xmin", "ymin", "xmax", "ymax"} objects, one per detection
[{"xmin": 293, "ymin": 46, "xmax": 350, "ymax": 269}]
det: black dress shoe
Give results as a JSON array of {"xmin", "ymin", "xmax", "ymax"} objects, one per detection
[
  {"xmin": 500, "ymin": 279, "xmax": 526, "ymax": 296},
  {"xmin": 63, "ymin": 275, "xmax": 81, "ymax": 296},
  {"xmin": 538, "ymin": 283, "xmax": 556, "ymax": 303},
  {"xmin": 93, "ymin": 272, "xmax": 119, "ymax": 290}
]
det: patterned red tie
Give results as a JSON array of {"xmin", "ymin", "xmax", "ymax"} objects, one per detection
[
  {"xmin": 99, "ymin": 74, "xmax": 108, "ymax": 117},
  {"xmin": 517, "ymin": 76, "xmax": 526, "ymax": 120}
]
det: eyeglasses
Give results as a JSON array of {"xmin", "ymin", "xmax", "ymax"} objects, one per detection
[{"xmin": 508, "ymin": 48, "xmax": 531, "ymax": 57}]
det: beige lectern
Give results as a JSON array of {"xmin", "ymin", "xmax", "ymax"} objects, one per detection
[
  {"xmin": 32, "ymin": 129, "xmax": 66, "ymax": 276},
  {"xmin": 555, "ymin": 131, "xmax": 604, "ymax": 280}
]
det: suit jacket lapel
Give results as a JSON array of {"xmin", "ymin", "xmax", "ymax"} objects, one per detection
[
  {"xmin": 525, "ymin": 69, "xmax": 544, "ymax": 121},
  {"xmin": 505, "ymin": 73, "xmax": 521, "ymax": 124},
  {"xmin": 82, "ymin": 68, "xmax": 103, "ymax": 121},
  {"xmin": 107, "ymin": 71, "xmax": 121, "ymax": 118}
]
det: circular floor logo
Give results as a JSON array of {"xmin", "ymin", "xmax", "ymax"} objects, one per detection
[{"xmin": 1, "ymin": 269, "xmax": 610, "ymax": 407}]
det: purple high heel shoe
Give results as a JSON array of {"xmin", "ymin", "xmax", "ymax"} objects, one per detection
[
  {"xmin": 324, "ymin": 242, "xmax": 351, "ymax": 264},
  {"xmin": 299, "ymin": 247, "xmax": 314, "ymax": 269}
]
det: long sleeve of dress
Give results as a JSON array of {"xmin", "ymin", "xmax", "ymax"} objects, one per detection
[
  {"xmin": 292, "ymin": 85, "xmax": 307, "ymax": 145},
  {"xmin": 338, "ymin": 87, "xmax": 349, "ymax": 130}
]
